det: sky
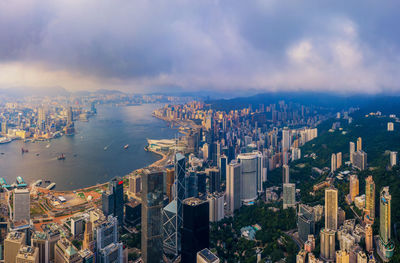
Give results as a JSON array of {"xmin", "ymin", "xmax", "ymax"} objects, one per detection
[{"xmin": 0, "ymin": 0, "xmax": 400, "ymax": 94}]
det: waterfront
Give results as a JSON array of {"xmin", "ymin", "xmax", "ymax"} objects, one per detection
[{"xmin": 0, "ymin": 104, "xmax": 176, "ymax": 190}]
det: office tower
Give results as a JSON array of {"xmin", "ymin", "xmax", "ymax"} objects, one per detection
[
  {"xmin": 186, "ymin": 172, "xmax": 198, "ymax": 198},
  {"xmin": 78, "ymin": 249, "xmax": 94, "ymax": 263},
  {"xmin": 226, "ymin": 161, "xmax": 241, "ymax": 213},
  {"xmin": 196, "ymin": 248, "xmax": 220, "ymax": 263},
  {"xmin": 67, "ymin": 106, "xmax": 73, "ymax": 124},
  {"xmin": 82, "ymin": 221, "xmax": 94, "ymax": 251},
  {"xmin": 336, "ymin": 152, "xmax": 342, "ymax": 169},
  {"xmin": 97, "ymin": 242, "xmax": 123, "ymax": 263},
  {"xmin": 202, "ymin": 143, "xmax": 209, "ymax": 161},
  {"xmin": 237, "ymin": 152, "xmax": 262, "ymax": 202},
  {"xmin": 297, "ymin": 204, "xmax": 315, "ymax": 242},
  {"xmin": 349, "ymin": 142, "xmax": 355, "ymax": 164},
  {"xmin": 390, "ymin": 151, "xmax": 397, "ymax": 167},
  {"xmin": 54, "ymin": 238, "xmax": 83, "ymax": 263},
  {"xmin": 206, "ymin": 168, "xmax": 220, "ymax": 193},
  {"xmin": 349, "ymin": 175, "xmax": 359, "ymax": 202},
  {"xmin": 166, "ymin": 169, "xmax": 175, "ymax": 202},
  {"xmin": 125, "ymin": 201, "xmax": 141, "ymax": 226},
  {"xmin": 95, "ymin": 215, "xmax": 119, "ymax": 251},
  {"xmin": 38, "ymin": 107, "xmax": 46, "ymax": 130},
  {"xmin": 142, "ymin": 169, "xmax": 164, "ymax": 263},
  {"xmin": 218, "ymin": 155, "xmax": 227, "ymax": 181},
  {"xmin": 331, "ymin": 153, "xmax": 337, "ymax": 173},
  {"xmin": 336, "ymin": 250, "xmax": 349, "ymax": 263},
  {"xmin": 4, "ymin": 231, "xmax": 25, "ymax": 263},
  {"xmin": 13, "ymin": 188, "xmax": 30, "ymax": 222},
  {"xmin": 181, "ymin": 198, "xmax": 209, "ymax": 263},
  {"xmin": 320, "ymin": 228, "xmax": 335, "ymax": 261},
  {"xmin": 387, "ymin": 122, "xmax": 394, "ymax": 131},
  {"xmin": 357, "ymin": 137, "xmax": 362, "ymax": 151},
  {"xmin": 207, "ymin": 192, "xmax": 224, "ymax": 222},
  {"xmin": 32, "ymin": 230, "xmax": 61, "ymax": 263},
  {"xmin": 365, "ymin": 176, "xmax": 375, "ymax": 221},
  {"xmin": 379, "ymin": 187, "xmax": 394, "ymax": 259},
  {"xmin": 325, "ymin": 187, "xmax": 338, "ymax": 230},
  {"xmin": 296, "ymin": 249, "xmax": 307, "ymax": 263},
  {"xmin": 353, "ymin": 150, "xmax": 367, "ymax": 171},
  {"xmin": 282, "ymin": 128, "xmax": 290, "ymax": 151},
  {"xmin": 102, "ymin": 177, "xmax": 124, "ymax": 225},
  {"xmin": 365, "ymin": 224, "xmax": 373, "ymax": 252},
  {"xmin": 197, "ymin": 171, "xmax": 207, "ymax": 195},
  {"xmin": 129, "ymin": 174, "xmax": 141, "ymax": 195},
  {"xmin": 282, "ymin": 164, "xmax": 289, "ymax": 184},
  {"xmin": 16, "ymin": 246, "xmax": 39, "ymax": 263},
  {"xmin": 70, "ymin": 216, "xmax": 84, "ymax": 237},
  {"xmin": 283, "ymin": 183, "xmax": 296, "ymax": 209},
  {"xmin": 212, "ymin": 141, "xmax": 221, "ymax": 165}
]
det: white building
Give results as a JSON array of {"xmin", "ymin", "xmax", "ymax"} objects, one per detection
[
  {"xmin": 207, "ymin": 192, "xmax": 225, "ymax": 222},
  {"xmin": 226, "ymin": 161, "xmax": 241, "ymax": 213}
]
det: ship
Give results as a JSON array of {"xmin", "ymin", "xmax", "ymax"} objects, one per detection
[
  {"xmin": 33, "ymin": 180, "xmax": 42, "ymax": 187},
  {"xmin": 57, "ymin": 154, "xmax": 66, "ymax": 160},
  {"xmin": 46, "ymin": 182, "xmax": 56, "ymax": 190},
  {"xmin": 0, "ymin": 137, "xmax": 12, "ymax": 144},
  {"xmin": 124, "ymin": 144, "xmax": 129, "ymax": 149},
  {"xmin": 21, "ymin": 148, "xmax": 29, "ymax": 154},
  {"xmin": 16, "ymin": 176, "xmax": 27, "ymax": 188}
]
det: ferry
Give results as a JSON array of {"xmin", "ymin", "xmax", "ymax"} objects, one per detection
[
  {"xmin": 33, "ymin": 180, "xmax": 42, "ymax": 187},
  {"xmin": 0, "ymin": 137, "xmax": 12, "ymax": 144},
  {"xmin": 16, "ymin": 176, "xmax": 27, "ymax": 188},
  {"xmin": 57, "ymin": 154, "xmax": 66, "ymax": 160},
  {"xmin": 46, "ymin": 182, "xmax": 56, "ymax": 190},
  {"xmin": 0, "ymin": 178, "xmax": 11, "ymax": 189},
  {"xmin": 124, "ymin": 144, "xmax": 129, "ymax": 149}
]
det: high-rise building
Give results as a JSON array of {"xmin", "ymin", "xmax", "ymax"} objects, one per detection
[
  {"xmin": 181, "ymin": 198, "xmax": 209, "ymax": 263},
  {"xmin": 38, "ymin": 107, "xmax": 46, "ymax": 131},
  {"xmin": 102, "ymin": 177, "xmax": 124, "ymax": 225},
  {"xmin": 70, "ymin": 216, "xmax": 84, "ymax": 237},
  {"xmin": 296, "ymin": 249, "xmax": 307, "ymax": 263},
  {"xmin": 336, "ymin": 250, "xmax": 349, "ymax": 263},
  {"xmin": 390, "ymin": 151, "xmax": 397, "ymax": 167},
  {"xmin": 166, "ymin": 169, "xmax": 175, "ymax": 202},
  {"xmin": 357, "ymin": 251, "xmax": 368, "ymax": 263},
  {"xmin": 237, "ymin": 152, "xmax": 262, "ymax": 202},
  {"xmin": 206, "ymin": 168, "xmax": 220, "ymax": 193},
  {"xmin": 67, "ymin": 106, "xmax": 73, "ymax": 125},
  {"xmin": 349, "ymin": 142, "xmax": 355, "ymax": 164},
  {"xmin": 196, "ymin": 248, "xmax": 219, "ymax": 263},
  {"xmin": 297, "ymin": 204, "xmax": 315, "ymax": 242},
  {"xmin": 218, "ymin": 155, "xmax": 227, "ymax": 182},
  {"xmin": 1, "ymin": 120, "xmax": 7, "ymax": 135},
  {"xmin": 365, "ymin": 224, "xmax": 373, "ymax": 252},
  {"xmin": 207, "ymin": 192, "xmax": 224, "ymax": 222},
  {"xmin": 4, "ymin": 231, "xmax": 25, "ymax": 263},
  {"xmin": 282, "ymin": 164, "xmax": 289, "ymax": 184},
  {"xmin": 282, "ymin": 128, "xmax": 291, "ymax": 151},
  {"xmin": 95, "ymin": 215, "xmax": 119, "ymax": 251},
  {"xmin": 379, "ymin": 187, "xmax": 394, "ymax": 260},
  {"xmin": 331, "ymin": 153, "xmax": 337, "ymax": 173},
  {"xmin": 336, "ymin": 152, "xmax": 342, "ymax": 169},
  {"xmin": 387, "ymin": 122, "xmax": 394, "ymax": 131},
  {"xmin": 365, "ymin": 176, "xmax": 375, "ymax": 221},
  {"xmin": 325, "ymin": 187, "xmax": 338, "ymax": 230},
  {"xmin": 82, "ymin": 221, "xmax": 94, "ymax": 251},
  {"xmin": 283, "ymin": 183, "xmax": 296, "ymax": 209},
  {"xmin": 129, "ymin": 174, "xmax": 141, "ymax": 196},
  {"xmin": 16, "ymin": 246, "xmax": 39, "ymax": 263},
  {"xmin": 197, "ymin": 171, "xmax": 207, "ymax": 195},
  {"xmin": 320, "ymin": 228, "xmax": 335, "ymax": 261},
  {"xmin": 32, "ymin": 230, "xmax": 61, "ymax": 263},
  {"xmin": 97, "ymin": 242, "xmax": 123, "ymax": 263},
  {"xmin": 357, "ymin": 137, "xmax": 362, "ymax": 151},
  {"xmin": 349, "ymin": 175, "xmax": 359, "ymax": 202},
  {"xmin": 142, "ymin": 169, "xmax": 164, "ymax": 263},
  {"xmin": 13, "ymin": 188, "xmax": 30, "ymax": 222},
  {"xmin": 226, "ymin": 161, "xmax": 241, "ymax": 213},
  {"xmin": 54, "ymin": 238, "xmax": 83, "ymax": 263},
  {"xmin": 353, "ymin": 150, "xmax": 367, "ymax": 171}
]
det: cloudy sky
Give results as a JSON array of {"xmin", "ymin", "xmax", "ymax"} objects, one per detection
[{"xmin": 0, "ymin": 0, "xmax": 399, "ymax": 94}]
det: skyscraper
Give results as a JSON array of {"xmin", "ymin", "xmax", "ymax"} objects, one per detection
[
  {"xmin": 226, "ymin": 161, "xmax": 241, "ymax": 214},
  {"xmin": 379, "ymin": 187, "xmax": 394, "ymax": 260},
  {"xmin": 349, "ymin": 142, "xmax": 355, "ymax": 164},
  {"xmin": 4, "ymin": 232, "xmax": 25, "ymax": 263},
  {"xmin": 282, "ymin": 128, "xmax": 290, "ymax": 152},
  {"xmin": 297, "ymin": 204, "xmax": 315, "ymax": 242},
  {"xmin": 16, "ymin": 246, "xmax": 39, "ymax": 263},
  {"xmin": 336, "ymin": 250, "xmax": 349, "ymax": 263},
  {"xmin": 207, "ymin": 192, "xmax": 224, "ymax": 222},
  {"xmin": 13, "ymin": 188, "xmax": 30, "ymax": 222},
  {"xmin": 353, "ymin": 150, "xmax": 367, "ymax": 171},
  {"xmin": 282, "ymin": 164, "xmax": 289, "ymax": 184},
  {"xmin": 181, "ymin": 198, "xmax": 209, "ymax": 263},
  {"xmin": 320, "ymin": 228, "xmax": 335, "ymax": 261},
  {"xmin": 166, "ymin": 168, "xmax": 175, "ymax": 202},
  {"xmin": 129, "ymin": 174, "xmax": 141, "ymax": 196},
  {"xmin": 365, "ymin": 224, "xmax": 373, "ymax": 252},
  {"xmin": 336, "ymin": 152, "xmax": 342, "ymax": 169},
  {"xmin": 390, "ymin": 151, "xmax": 397, "ymax": 167},
  {"xmin": 331, "ymin": 153, "xmax": 337, "ymax": 173},
  {"xmin": 325, "ymin": 187, "xmax": 338, "ymax": 230},
  {"xmin": 206, "ymin": 168, "xmax": 220, "ymax": 193},
  {"xmin": 349, "ymin": 174, "xmax": 359, "ymax": 202},
  {"xmin": 218, "ymin": 155, "xmax": 227, "ymax": 181},
  {"xmin": 357, "ymin": 137, "xmax": 362, "ymax": 151},
  {"xmin": 283, "ymin": 183, "xmax": 296, "ymax": 209},
  {"xmin": 237, "ymin": 152, "xmax": 262, "ymax": 203},
  {"xmin": 102, "ymin": 177, "xmax": 124, "ymax": 225},
  {"xmin": 142, "ymin": 168, "xmax": 164, "ymax": 263},
  {"xmin": 82, "ymin": 221, "xmax": 94, "ymax": 251},
  {"xmin": 365, "ymin": 176, "xmax": 375, "ymax": 221}
]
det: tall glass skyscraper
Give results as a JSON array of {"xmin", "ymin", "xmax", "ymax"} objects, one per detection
[{"xmin": 102, "ymin": 177, "xmax": 124, "ymax": 225}]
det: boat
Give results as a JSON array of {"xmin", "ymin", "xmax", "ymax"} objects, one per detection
[
  {"xmin": 0, "ymin": 137, "xmax": 12, "ymax": 144},
  {"xmin": 21, "ymin": 148, "xmax": 29, "ymax": 154},
  {"xmin": 124, "ymin": 144, "xmax": 129, "ymax": 149},
  {"xmin": 104, "ymin": 146, "xmax": 108, "ymax": 151},
  {"xmin": 33, "ymin": 180, "xmax": 42, "ymax": 186},
  {"xmin": 16, "ymin": 176, "xmax": 27, "ymax": 188},
  {"xmin": 46, "ymin": 144, "xmax": 51, "ymax": 148},
  {"xmin": 36, "ymin": 153, "xmax": 40, "ymax": 156},
  {"xmin": 57, "ymin": 154, "xmax": 66, "ymax": 160}
]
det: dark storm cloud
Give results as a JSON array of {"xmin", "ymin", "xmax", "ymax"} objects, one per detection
[{"xmin": 0, "ymin": 0, "xmax": 400, "ymax": 93}]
